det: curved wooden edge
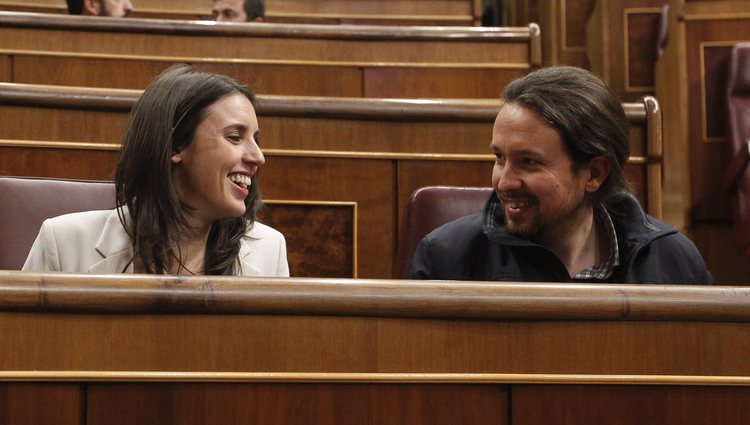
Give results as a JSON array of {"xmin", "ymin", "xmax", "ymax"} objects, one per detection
[
  {"xmin": 0, "ymin": 11, "xmax": 536, "ymax": 41},
  {"xmin": 0, "ymin": 82, "xmax": 649, "ymax": 123},
  {"xmin": 1, "ymin": 371, "xmax": 750, "ymax": 386},
  {"xmin": 528, "ymin": 22, "xmax": 542, "ymax": 67},
  {"xmin": 0, "ymin": 271, "xmax": 742, "ymax": 320},
  {"xmin": 642, "ymin": 95, "xmax": 663, "ymax": 219}
]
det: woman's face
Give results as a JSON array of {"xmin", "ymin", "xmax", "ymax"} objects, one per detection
[{"xmin": 170, "ymin": 93, "xmax": 265, "ymax": 230}]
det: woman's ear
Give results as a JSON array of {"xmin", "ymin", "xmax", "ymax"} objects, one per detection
[
  {"xmin": 585, "ymin": 155, "xmax": 612, "ymax": 193},
  {"xmin": 171, "ymin": 150, "xmax": 183, "ymax": 164}
]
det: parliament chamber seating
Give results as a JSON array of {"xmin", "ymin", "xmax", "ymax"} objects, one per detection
[
  {"xmin": 0, "ymin": 0, "xmax": 483, "ymax": 25},
  {"xmin": 0, "ymin": 83, "xmax": 664, "ymax": 279},
  {"xmin": 396, "ymin": 186, "xmax": 493, "ymax": 277},
  {"xmin": 724, "ymin": 43, "xmax": 750, "ymax": 258},
  {"xmin": 0, "ymin": 177, "xmax": 115, "ymax": 270}
]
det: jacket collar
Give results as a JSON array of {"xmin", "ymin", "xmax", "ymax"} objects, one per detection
[
  {"xmin": 482, "ymin": 191, "xmax": 675, "ymax": 247},
  {"xmin": 237, "ymin": 234, "xmax": 260, "ymax": 276},
  {"xmin": 86, "ymin": 209, "xmax": 263, "ymax": 276},
  {"xmin": 89, "ymin": 208, "xmax": 135, "ymax": 273}
]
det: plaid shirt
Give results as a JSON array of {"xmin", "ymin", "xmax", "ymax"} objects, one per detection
[{"xmin": 573, "ymin": 205, "xmax": 619, "ymax": 280}]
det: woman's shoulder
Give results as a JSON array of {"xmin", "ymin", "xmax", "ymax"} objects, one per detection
[
  {"xmin": 246, "ymin": 221, "xmax": 285, "ymax": 240},
  {"xmin": 43, "ymin": 209, "xmax": 117, "ymax": 232}
]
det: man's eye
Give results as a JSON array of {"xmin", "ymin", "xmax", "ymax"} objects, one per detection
[{"xmin": 522, "ymin": 157, "xmax": 540, "ymax": 166}]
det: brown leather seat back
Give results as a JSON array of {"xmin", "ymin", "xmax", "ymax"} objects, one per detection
[
  {"xmin": 395, "ymin": 186, "xmax": 492, "ymax": 278},
  {"xmin": 725, "ymin": 43, "xmax": 750, "ymax": 257},
  {"xmin": 0, "ymin": 177, "xmax": 116, "ymax": 270}
]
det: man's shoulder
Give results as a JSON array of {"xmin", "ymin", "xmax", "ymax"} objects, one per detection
[{"xmin": 425, "ymin": 212, "xmax": 485, "ymax": 245}]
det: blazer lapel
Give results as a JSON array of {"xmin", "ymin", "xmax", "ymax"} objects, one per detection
[
  {"xmin": 89, "ymin": 208, "xmax": 134, "ymax": 273},
  {"xmin": 238, "ymin": 238, "xmax": 260, "ymax": 276}
]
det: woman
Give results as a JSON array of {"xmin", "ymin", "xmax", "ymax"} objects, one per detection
[{"xmin": 23, "ymin": 65, "xmax": 289, "ymax": 276}]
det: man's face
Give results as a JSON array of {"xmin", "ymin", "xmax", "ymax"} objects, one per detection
[
  {"xmin": 99, "ymin": 0, "xmax": 132, "ymax": 17},
  {"xmin": 490, "ymin": 103, "xmax": 594, "ymax": 244},
  {"xmin": 212, "ymin": 0, "xmax": 247, "ymax": 22}
]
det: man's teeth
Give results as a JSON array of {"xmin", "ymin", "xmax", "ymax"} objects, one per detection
[
  {"xmin": 229, "ymin": 174, "xmax": 252, "ymax": 188},
  {"xmin": 505, "ymin": 200, "xmax": 533, "ymax": 209}
]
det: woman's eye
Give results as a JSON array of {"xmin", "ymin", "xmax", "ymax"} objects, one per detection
[{"xmin": 226, "ymin": 133, "xmax": 242, "ymax": 143}]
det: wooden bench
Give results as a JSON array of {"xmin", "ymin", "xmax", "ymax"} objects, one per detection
[
  {"xmin": 0, "ymin": 0, "xmax": 483, "ymax": 25},
  {"xmin": 0, "ymin": 82, "xmax": 662, "ymax": 278},
  {"xmin": 0, "ymin": 272, "xmax": 748, "ymax": 424},
  {"xmin": 0, "ymin": 12, "xmax": 540, "ymax": 64},
  {"xmin": 0, "ymin": 50, "xmax": 535, "ymax": 99}
]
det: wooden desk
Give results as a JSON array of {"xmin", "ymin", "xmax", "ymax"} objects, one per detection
[{"xmin": 0, "ymin": 272, "xmax": 747, "ymax": 424}]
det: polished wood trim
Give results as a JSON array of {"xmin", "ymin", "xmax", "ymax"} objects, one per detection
[
  {"xmin": 699, "ymin": 40, "xmax": 740, "ymax": 144},
  {"xmin": 0, "ymin": 82, "xmax": 648, "ymax": 122},
  {"xmin": 0, "ymin": 11, "xmax": 535, "ymax": 41},
  {"xmin": 1, "ymin": 371, "xmax": 750, "ymax": 386},
  {"xmin": 0, "ymin": 48, "xmax": 534, "ymax": 69},
  {"xmin": 0, "ymin": 271, "xmax": 746, "ymax": 320},
  {"xmin": 623, "ymin": 7, "xmax": 661, "ymax": 93},
  {"xmin": 643, "ymin": 95, "xmax": 663, "ymax": 219},
  {"xmin": 263, "ymin": 200, "xmax": 358, "ymax": 278},
  {"xmin": 0, "ymin": 140, "xmax": 648, "ymax": 164}
]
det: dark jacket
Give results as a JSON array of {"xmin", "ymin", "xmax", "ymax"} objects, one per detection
[{"xmin": 409, "ymin": 192, "xmax": 713, "ymax": 284}]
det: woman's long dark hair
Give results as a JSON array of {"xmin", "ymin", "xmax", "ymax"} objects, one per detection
[{"xmin": 115, "ymin": 65, "xmax": 262, "ymax": 275}]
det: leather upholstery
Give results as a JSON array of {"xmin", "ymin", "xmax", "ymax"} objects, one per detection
[
  {"xmin": 656, "ymin": 4, "xmax": 669, "ymax": 60},
  {"xmin": 396, "ymin": 186, "xmax": 492, "ymax": 278},
  {"xmin": 725, "ymin": 44, "xmax": 750, "ymax": 257},
  {"xmin": 0, "ymin": 176, "xmax": 115, "ymax": 270}
]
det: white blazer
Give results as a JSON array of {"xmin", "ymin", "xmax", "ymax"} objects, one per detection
[{"xmin": 22, "ymin": 208, "xmax": 290, "ymax": 277}]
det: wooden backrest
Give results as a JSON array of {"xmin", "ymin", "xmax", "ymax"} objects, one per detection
[
  {"xmin": 0, "ymin": 50, "xmax": 532, "ymax": 99},
  {"xmin": 0, "ymin": 0, "xmax": 484, "ymax": 25},
  {"xmin": 0, "ymin": 12, "xmax": 541, "ymax": 65}
]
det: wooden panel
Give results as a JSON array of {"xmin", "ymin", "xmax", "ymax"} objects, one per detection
[
  {"xmin": 0, "ymin": 0, "xmax": 479, "ymax": 24},
  {"xmin": 0, "ymin": 146, "xmax": 118, "ymax": 180},
  {"xmin": 653, "ymin": 0, "xmax": 750, "ymax": 283},
  {"xmin": 626, "ymin": 10, "xmax": 660, "ymax": 89},
  {"xmin": 259, "ymin": 202, "xmax": 355, "ymax": 278},
  {"xmin": 262, "ymin": 156, "xmax": 394, "ymax": 278},
  {"xmin": 684, "ymin": 18, "xmax": 750, "ymax": 221},
  {"xmin": 2, "ymin": 277, "xmax": 750, "ymax": 375},
  {"xmin": 513, "ymin": 385, "xmax": 750, "ymax": 425},
  {"xmin": 363, "ymin": 67, "xmax": 520, "ymax": 99},
  {"xmin": 534, "ymin": 0, "xmax": 594, "ymax": 67},
  {"xmin": 86, "ymin": 383, "xmax": 508, "ymax": 425},
  {"xmin": 0, "ymin": 53, "xmax": 8, "ymax": 81},
  {"xmin": 0, "ymin": 383, "xmax": 82, "ymax": 425},
  {"xmin": 0, "ymin": 16, "xmax": 535, "ymax": 65},
  {"xmin": 9, "ymin": 54, "xmax": 365, "ymax": 96},
  {"xmin": 587, "ymin": 0, "xmax": 663, "ymax": 101},
  {"xmin": 0, "ymin": 104, "xmax": 129, "ymax": 144}
]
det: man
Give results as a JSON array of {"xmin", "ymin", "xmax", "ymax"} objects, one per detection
[
  {"xmin": 409, "ymin": 66, "xmax": 712, "ymax": 284},
  {"xmin": 212, "ymin": 0, "xmax": 265, "ymax": 22},
  {"xmin": 66, "ymin": 0, "xmax": 133, "ymax": 17}
]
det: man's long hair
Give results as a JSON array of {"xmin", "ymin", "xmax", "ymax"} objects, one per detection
[{"xmin": 501, "ymin": 66, "xmax": 631, "ymax": 208}]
